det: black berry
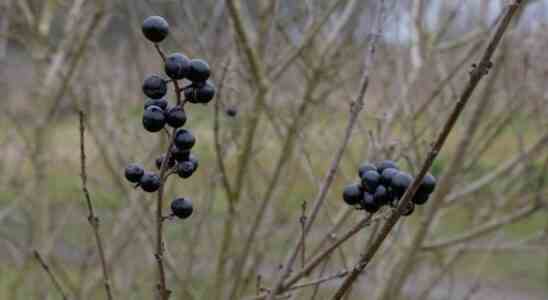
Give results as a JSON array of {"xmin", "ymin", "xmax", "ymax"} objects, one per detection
[
  {"xmin": 189, "ymin": 81, "xmax": 216, "ymax": 104},
  {"xmin": 142, "ymin": 75, "xmax": 167, "ymax": 99},
  {"xmin": 165, "ymin": 106, "xmax": 187, "ymax": 128},
  {"xmin": 176, "ymin": 160, "xmax": 197, "ymax": 178},
  {"xmin": 361, "ymin": 170, "xmax": 380, "ymax": 192},
  {"xmin": 142, "ymin": 16, "xmax": 169, "ymax": 43},
  {"xmin": 361, "ymin": 192, "xmax": 379, "ymax": 213},
  {"xmin": 140, "ymin": 172, "xmax": 161, "ymax": 192},
  {"xmin": 187, "ymin": 59, "xmax": 210, "ymax": 83},
  {"xmin": 125, "ymin": 163, "xmax": 144, "ymax": 183},
  {"xmin": 391, "ymin": 171, "xmax": 413, "ymax": 198},
  {"xmin": 171, "ymin": 146, "xmax": 190, "ymax": 162},
  {"xmin": 155, "ymin": 154, "xmax": 175, "ymax": 170},
  {"xmin": 225, "ymin": 107, "xmax": 238, "ymax": 117},
  {"xmin": 144, "ymin": 98, "xmax": 168, "ymax": 110},
  {"xmin": 171, "ymin": 197, "xmax": 193, "ymax": 219},
  {"xmin": 418, "ymin": 173, "xmax": 436, "ymax": 195},
  {"xmin": 358, "ymin": 162, "xmax": 377, "ymax": 179},
  {"xmin": 165, "ymin": 53, "xmax": 191, "ymax": 80},
  {"xmin": 412, "ymin": 192, "xmax": 429, "ymax": 205},
  {"xmin": 373, "ymin": 185, "xmax": 390, "ymax": 206},
  {"xmin": 380, "ymin": 168, "xmax": 398, "ymax": 186},
  {"xmin": 376, "ymin": 160, "xmax": 399, "ymax": 173},
  {"xmin": 174, "ymin": 128, "xmax": 196, "ymax": 150},
  {"xmin": 142, "ymin": 105, "xmax": 166, "ymax": 132},
  {"xmin": 342, "ymin": 183, "xmax": 363, "ymax": 206}
]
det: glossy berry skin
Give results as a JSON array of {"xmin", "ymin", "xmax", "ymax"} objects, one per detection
[
  {"xmin": 174, "ymin": 128, "xmax": 195, "ymax": 150},
  {"xmin": 412, "ymin": 192, "xmax": 429, "ymax": 205},
  {"xmin": 418, "ymin": 173, "xmax": 436, "ymax": 195},
  {"xmin": 373, "ymin": 185, "xmax": 390, "ymax": 206},
  {"xmin": 171, "ymin": 146, "xmax": 190, "ymax": 162},
  {"xmin": 401, "ymin": 201, "xmax": 415, "ymax": 216},
  {"xmin": 171, "ymin": 197, "xmax": 193, "ymax": 219},
  {"xmin": 144, "ymin": 98, "xmax": 168, "ymax": 110},
  {"xmin": 380, "ymin": 168, "xmax": 398, "ymax": 186},
  {"xmin": 188, "ymin": 81, "xmax": 216, "ymax": 104},
  {"xmin": 376, "ymin": 160, "xmax": 399, "ymax": 173},
  {"xmin": 165, "ymin": 53, "xmax": 191, "ymax": 80},
  {"xmin": 225, "ymin": 107, "xmax": 238, "ymax": 117},
  {"xmin": 165, "ymin": 106, "xmax": 187, "ymax": 128},
  {"xmin": 142, "ymin": 105, "xmax": 166, "ymax": 132},
  {"xmin": 139, "ymin": 172, "xmax": 161, "ymax": 192},
  {"xmin": 391, "ymin": 171, "xmax": 413, "ymax": 198},
  {"xmin": 142, "ymin": 16, "xmax": 169, "ymax": 43},
  {"xmin": 142, "ymin": 75, "xmax": 167, "ymax": 99},
  {"xmin": 155, "ymin": 154, "xmax": 176, "ymax": 170},
  {"xmin": 125, "ymin": 164, "xmax": 144, "ymax": 183},
  {"xmin": 177, "ymin": 160, "xmax": 197, "ymax": 178},
  {"xmin": 358, "ymin": 162, "xmax": 377, "ymax": 179},
  {"xmin": 361, "ymin": 192, "xmax": 379, "ymax": 214},
  {"xmin": 342, "ymin": 183, "xmax": 363, "ymax": 206},
  {"xmin": 187, "ymin": 59, "xmax": 210, "ymax": 83},
  {"xmin": 361, "ymin": 170, "xmax": 380, "ymax": 192}
]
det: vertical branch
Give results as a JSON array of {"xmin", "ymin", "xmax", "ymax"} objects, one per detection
[
  {"xmin": 79, "ymin": 111, "xmax": 114, "ymax": 300},
  {"xmin": 330, "ymin": 2, "xmax": 523, "ymax": 299},
  {"xmin": 33, "ymin": 250, "xmax": 68, "ymax": 300}
]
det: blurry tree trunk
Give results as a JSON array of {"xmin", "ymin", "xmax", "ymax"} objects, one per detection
[{"xmin": 0, "ymin": 0, "xmax": 11, "ymax": 60}]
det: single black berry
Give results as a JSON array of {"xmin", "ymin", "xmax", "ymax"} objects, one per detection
[
  {"xmin": 376, "ymin": 160, "xmax": 399, "ymax": 173},
  {"xmin": 171, "ymin": 146, "xmax": 190, "ymax": 161},
  {"xmin": 401, "ymin": 201, "xmax": 415, "ymax": 216},
  {"xmin": 177, "ymin": 160, "xmax": 197, "ymax": 178},
  {"xmin": 142, "ymin": 75, "xmax": 167, "ymax": 99},
  {"xmin": 171, "ymin": 197, "xmax": 193, "ymax": 219},
  {"xmin": 361, "ymin": 170, "xmax": 380, "ymax": 192},
  {"xmin": 142, "ymin": 105, "xmax": 166, "ymax": 132},
  {"xmin": 144, "ymin": 98, "xmax": 168, "ymax": 110},
  {"xmin": 140, "ymin": 172, "xmax": 161, "ymax": 192},
  {"xmin": 373, "ymin": 185, "xmax": 390, "ymax": 206},
  {"xmin": 188, "ymin": 153, "xmax": 199, "ymax": 171},
  {"xmin": 412, "ymin": 192, "xmax": 430, "ymax": 205},
  {"xmin": 155, "ymin": 154, "xmax": 176, "ymax": 170},
  {"xmin": 125, "ymin": 163, "xmax": 144, "ymax": 183},
  {"xmin": 391, "ymin": 171, "xmax": 413, "ymax": 198},
  {"xmin": 188, "ymin": 81, "xmax": 216, "ymax": 104},
  {"xmin": 418, "ymin": 173, "xmax": 436, "ymax": 195},
  {"xmin": 361, "ymin": 192, "xmax": 379, "ymax": 214},
  {"xmin": 165, "ymin": 106, "xmax": 187, "ymax": 128},
  {"xmin": 380, "ymin": 168, "xmax": 398, "ymax": 186},
  {"xmin": 358, "ymin": 162, "xmax": 377, "ymax": 179},
  {"xmin": 174, "ymin": 128, "xmax": 195, "ymax": 150},
  {"xmin": 187, "ymin": 59, "xmax": 210, "ymax": 83},
  {"xmin": 142, "ymin": 16, "xmax": 169, "ymax": 43},
  {"xmin": 342, "ymin": 183, "xmax": 363, "ymax": 206},
  {"xmin": 165, "ymin": 53, "xmax": 191, "ymax": 80},
  {"xmin": 225, "ymin": 107, "xmax": 238, "ymax": 117}
]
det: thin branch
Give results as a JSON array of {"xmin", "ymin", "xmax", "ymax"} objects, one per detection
[
  {"xmin": 33, "ymin": 250, "xmax": 68, "ymax": 300},
  {"xmin": 330, "ymin": 2, "xmax": 523, "ymax": 299},
  {"xmin": 79, "ymin": 111, "xmax": 114, "ymax": 300}
]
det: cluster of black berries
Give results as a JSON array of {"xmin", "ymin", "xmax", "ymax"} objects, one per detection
[
  {"xmin": 342, "ymin": 160, "xmax": 437, "ymax": 216},
  {"xmin": 123, "ymin": 16, "xmax": 217, "ymax": 220}
]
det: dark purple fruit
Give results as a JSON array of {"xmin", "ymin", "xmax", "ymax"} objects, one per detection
[
  {"xmin": 165, "ymin": 53, "xmax": 191, "ymax": 80},
  {"xmin": 142, "ymin": 16, "xmax": 169, "ymax": 43},
  {"xmin": 391, "ymin": 171, "xmax": 413, "ymax": 198},
  {"xmin": 142, "ymin": 75, "xmax": 167, "ymax": 99},
  {"xmin": 174, "ymin": 128, "xmax": 195, "ymax": 150},
  {"xmin": 144, "ymin": 98, "xmax": 168, "ymax": 110},
  {"xmin": 142, "ymin": 105, "xmax": 166, "ymax": 132},
  {"xmin": 361, "ymin": 192, "xmax": 379, "ymax": 213},
  {"xmin": 177, "ymin": 160, "xmax": 197, "ymax": 178},
  {"xmin": 140, "ymin": 172, "xmax": 161, "ymax": 192},
  {"xmin": 125, "ymin": 163, "xmax": 144, "ymax": 183},
  {"xmin": 373, "ymin": 185, "xmax": 390, "ymax": 206},
  {"xmin": 342, "ymin": 183, "xmax": 363, "ymax": 206},
  {"xmin": 361, "ymin": 170, "xmax": 380, "ymax": 192},
  {"xmin": 165, "ymin": 106, "xmax": 187, "ymax": 128},
  {"xmin": 171, "ymin": 146, "xmax": 190, "ymax": 162},
  {"xmin": 380, "ymin": 168, "xmax": 398, "ymax": 186},
  {"xmin": 155, "ymin": 154, "xmax": 176, "ymax": 170},
  {"xmin": 412, "ymin": 192, "xmax": 430, "ymax": 205},
  {"xmin": 418, "ymin": 173, "xmax": 436, "ymax": 195},
  {"xmin": 225, "ymin": 107, "xmax": 238, "ymax": 117},
  {"xmin": 188, "ymin": 81, "xmax": 215, "ymax": 104},
  {"xmin": 376, "ymin": 160, "xmax": 399, "ymax": 173},
  {"xmin": 171, "ymin": 197, "xmax": 193, "ymax": 219},
  {"xmin": 358, "ymin": 162, "xmax": 377, "ymax": 179},
  {"xmin": 187, "ymin": 59, "xmax": 210, "ymax": 83}
]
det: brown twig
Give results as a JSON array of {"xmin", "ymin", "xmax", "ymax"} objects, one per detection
[
  {"xmin": 33, "ymin": 250, "xmax": 68, "ymax": 300},
  {"xmin": 330, "ymin": 2, "xmax": 523, "ymax": 299},
  {"xmin": 79, "ymin": 111, "xmax": 114, "ymax": 300}
]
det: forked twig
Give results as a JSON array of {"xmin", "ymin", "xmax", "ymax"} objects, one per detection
[
  {"xmin": 330, "ymin": 2, "xmax": 523, "ymax": 299},
  {"xmin": 79, "ymin": 111, "xmax": 114, "ymax": 300}
]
